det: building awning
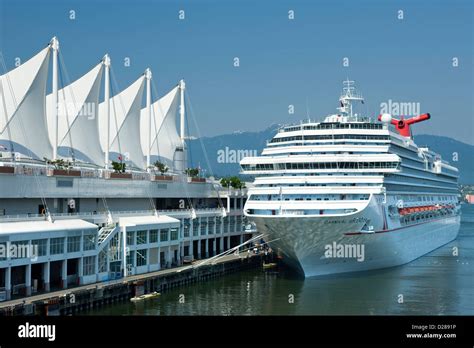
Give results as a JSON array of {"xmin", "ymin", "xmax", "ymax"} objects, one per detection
[{"xmin": 0, "ymin": 219, "xmax": 97, "ymax": 235}]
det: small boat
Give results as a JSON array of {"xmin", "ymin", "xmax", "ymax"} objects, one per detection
[
  {"xmin": 130, "ymin": 291, "xmax": 161, "ymax": 302},
  {"xmin": 263, "ymin": 262, "xmax": 278, "ymax": 269}
]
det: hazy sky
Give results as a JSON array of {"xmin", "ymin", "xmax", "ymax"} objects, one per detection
[{"xmin": 1, "ymin": 0, "xmax": 473, "ymax": 144}]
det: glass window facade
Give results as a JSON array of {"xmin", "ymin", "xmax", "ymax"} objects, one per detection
[
  {"xmin": 137, "ymin": 230, "xmax": 147, "ymax": 245},
  {"xmin": 170, "ymin": 228, "xmax": 179, "ymax": 241},
  {"xmin": 160, "ymin": 229, "xmax": 169, "ymax": 242},
  {"xmin": 32, "ymin": 239, "xmax": 47, "ymax": 256},
  {"xmin": 149, "ymin": 230, "xmax": 158, "ymax": 243},
  {"xmin": 50, "ymin": 237, "xmax": 64, "ymax": 255},
  {"xmin": 83, "ymin": 256, "xmax": 96, "ymax": 275},
  {"xmin": 83, "ymin": 233, "xmax": 96, "ymax": 251},
  {"xmin": 127, "ymin": 231, "xmax": 135, "ymax": 245},
  {"xmin": 136, "ymin": 249, "xmax": 147, "ymax": 267},
  {"xmin": 67, "ymin": 236, "xmax": 81, "ymax": 253}
]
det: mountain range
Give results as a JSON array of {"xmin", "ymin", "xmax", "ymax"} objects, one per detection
[{"xmin": 188, "ymin": 126, "xmax": 474, "ymax": 184}]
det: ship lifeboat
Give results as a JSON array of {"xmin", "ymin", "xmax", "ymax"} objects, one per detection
[
  {"xmin": 398, "ymin": 208, "xmax": 410, "ymax": 216},
  {"xmin": 398, "ymin": 205, "xmax": 443, "ymax": 216}
]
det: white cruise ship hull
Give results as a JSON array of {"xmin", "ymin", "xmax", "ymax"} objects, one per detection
[{"xmin": 250, "ymin": 202, "xmax": 460, "ymax": 277}]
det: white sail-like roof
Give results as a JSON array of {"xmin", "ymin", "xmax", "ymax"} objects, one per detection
[
  {"xmin": 46, "ymin": 61, "xmax": 104, "ymax": 166},
  {"xmin": 0, "ymin": 46, "xmax": 52, "ymax": 160},
  {"xmin": 99, "ymin": 75, "xmax": 145, "ymax": 169},
  {"xmin": 140, "ymin": 85, "xmax": 180, "ymax": 169}
]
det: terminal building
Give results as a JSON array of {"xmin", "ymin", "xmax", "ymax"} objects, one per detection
[{"xmin": 0, "ymin": 37, "xmax": 252, "ymax": 301}]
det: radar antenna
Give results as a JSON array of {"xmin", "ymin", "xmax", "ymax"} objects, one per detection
[{"xmin": 338, "ymin": 79, "xmax": 364, "ymax": 119}]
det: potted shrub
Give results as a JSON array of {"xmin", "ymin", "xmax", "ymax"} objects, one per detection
[
  {"xmin": 152, "ymin": 160, "xmax": 172, "ymax": 181},
  {"xmin": 108, "ymin": 161, "xmax": 132, "ymax": 179},
  {"xmin": 186, "ymin": 168, "xmax": 205, "ymax": 183},
  {"xmin": 45, "ymin": 158, "xmax": 81, "ymax": 177}
]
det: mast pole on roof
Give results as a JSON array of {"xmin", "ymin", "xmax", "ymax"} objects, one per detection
[
  {"xmin": 50, "ymin": 37, "xmax": 59, "ymax": 160},
  {"xmin": 179, "ymin": 79, "xmax": 186, "ymax": 145},
  {"xmin": 103, "ymin": 54, "xmax": 111, "ymax": 169},
  {"xmin": 145, "ymin": 68, "xmax": 152, "ymax": 171}
]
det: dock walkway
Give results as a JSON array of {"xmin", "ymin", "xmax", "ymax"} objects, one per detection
[{"xmin": 0, "ymin": 252, "xmax": 263, "ymax": 315}]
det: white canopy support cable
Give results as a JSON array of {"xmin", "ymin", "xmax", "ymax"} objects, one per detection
[
  {"xmin": 0, "ymin": 45, "xmax": 53, "ymax": 161},
  {"xmin": 101, "ymin": 197, "xmax": 113, "ymax": 225},
  {"xmin": 150, "ymin": 88, "xmax": 160, "ymax": 165},
  {"xmin": 57, "ymin": 52, "xmax": 77, "ymax": 162},
  {"xmin": 0, "ymin": 44, "xmax": 52, "ymax": 221},
  {"xmin": 223, "ymin": 236, "xmax": 281, "ymax": 259},
  {"xmin": 149, "ymin": 79, "xmax": 168, "ymax": 168},
  {"xmin": 146, "ymin": 79, "xmax": 181, "ymax": 172},
  {"xmin": 146, "ymin": 79, "xmax": 195, "ymax": 214},
  {"xmin": 100, "ymin": 67, "xmax": 136, "ymax": 224},
  {"xmin": 185, "ymin": 89, "xmax": 226, "ymax": 212},
  {"xmin": 46, "ymin": 51, "xmax": 105, "ymax": 167},
  {"xmin": 109, "ymin": 66, "xmax": 127, "ymax": 164},
  {"xmin": 168, "ymin": 82, "xmax": 195, "ymax": 215},
  {"xmin": 177, "ymin": 233, "xmax": 265, "ymax": 272},
  {"xmin": 105, "ymin": 66, "xmax": 145, "ymax": 170},
  {"xmin": 0, "ymin": 52, "xmax": 15, "ymax": 156}
]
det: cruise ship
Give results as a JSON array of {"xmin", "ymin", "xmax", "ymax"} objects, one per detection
[
  {"xmin": 0, "ymin": 38, "xmax": 253, "ymax": 301},
  {"xmin": 240, "ymin": 81, "xmax": 461, "ymax": 277}
]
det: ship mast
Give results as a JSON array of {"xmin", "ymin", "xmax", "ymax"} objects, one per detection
[{"xmin": 338, "ymin": 79, "xmax": 364, "ymax": 120}]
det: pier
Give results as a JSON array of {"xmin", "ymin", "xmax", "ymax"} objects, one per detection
[{"xmin": 0, "ymin": 253, "xmax": 265, "ymax": 316}]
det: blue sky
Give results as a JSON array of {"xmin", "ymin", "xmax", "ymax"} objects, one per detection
[{"xmin": 0, "ymin": 0, "xmax": 473, "ymax": 144}]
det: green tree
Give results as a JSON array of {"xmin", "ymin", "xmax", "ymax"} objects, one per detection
[
  {"xmin": 111, "ymin": 161, "xmax": 126, "ymax": 173},
  {"xmin": 229, "ymin": 176, "xmax": 245, "ymax": 189},
  {"xmin": 185, "ymin": 168, "xmax": 200, "ymax": 177},
  {"xmin": 220, "ymin": 177, "xmax": 230, "ymax": 188},
  {"xmin": 44, "ymin": 158, "xmax": 71, "ymax": 170},
  {"xmin": 153, "ymin": 160, "xmax": 169, "ymax": 175},
  {"xmin": 220, "ymin": 176, "xmax": 246, "ymax": 189}
]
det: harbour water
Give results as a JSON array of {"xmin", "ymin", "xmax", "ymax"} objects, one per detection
[{"xmin": 87, "ymin": 205, "xmax": 474, "ymax": 316}]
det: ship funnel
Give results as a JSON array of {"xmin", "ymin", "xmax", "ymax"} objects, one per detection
[{"xmin": 378, "ymin": 113, "xmax": 430, "ymax": 137}]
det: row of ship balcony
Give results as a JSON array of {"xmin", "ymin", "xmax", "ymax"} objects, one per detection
[{"xmin": 277, "ymin": 120, "xmax": 383, "ymax": 133}]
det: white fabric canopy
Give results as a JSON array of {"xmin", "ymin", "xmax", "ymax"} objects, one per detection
[
  {"xmin": 0, "ymin": 46, "xmax": 52, "ymax": 160},
  {"xmin": 140, "ymin": 85, "xmax": 180, "ymax": 169},
  {"xmin": 46, "ymin": 62, "xmax": 104, "ymax": 165},
  {"xmin": 99, "ymin": 75, "xmax": 145, "ymax": 169}
]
